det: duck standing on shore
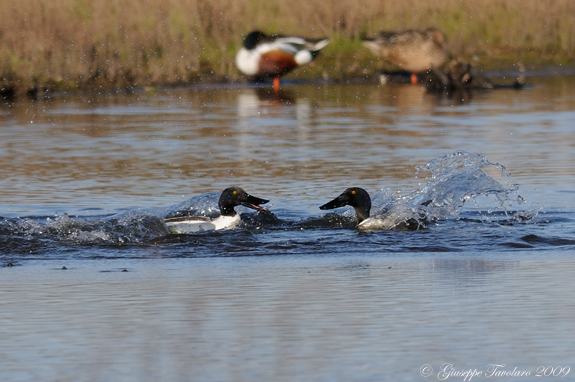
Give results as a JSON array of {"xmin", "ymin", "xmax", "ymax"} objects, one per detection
[
  {"xmin": 236, "ymin": 31, "xmax": 329, "ymax": 91},
  {"xmin": 362, "ymin": 28, "xmax": 450, "ymax": 84}
]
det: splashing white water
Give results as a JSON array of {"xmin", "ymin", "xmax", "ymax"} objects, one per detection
[{"xmin": 363, "ymin": 151, "xmax": 518, "ymax": 230}]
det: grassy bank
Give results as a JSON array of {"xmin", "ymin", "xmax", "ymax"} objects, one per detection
[{"xmin": 1, "ymin": 0, "xmax": 574, "ymax": 94}]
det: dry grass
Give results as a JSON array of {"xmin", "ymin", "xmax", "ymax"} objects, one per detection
[{"xmin": 1, "ymin": 0, "xmax": 574, "ymax": 92}]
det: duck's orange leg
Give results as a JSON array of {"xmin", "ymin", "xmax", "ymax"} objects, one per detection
[
  {"xmin": 273, "ymin": 77, "xmax": 280, "ymax": 92},
  {"xmin": 411, "ymin": 73, "xmax": 418, "ymax": 84}
]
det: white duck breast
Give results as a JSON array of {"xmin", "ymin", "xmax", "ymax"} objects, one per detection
[
  {"xmin": 357, "ymin": 217, "xmax": 392, "ymax": 231},
  {"xmin": 165, "ymin": 214, "xmax": 241, "ymax": 234},
  {"xmin": 357, "ymin": 217, "xmax": 376, "ymax": 230},
  {"xmin": 236, "ymin": 49, "xmax": 259, "ymax": 75}
]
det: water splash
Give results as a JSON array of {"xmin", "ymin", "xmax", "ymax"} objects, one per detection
[
  {"xmin": 1, "ymin": 211, "xmax": 170, "ymax": 246},
  {"xmin": 360, "ymin": 151, "xmax": 523, "ymax": 230},
  {"xmin": 163, "ymin": 191, "xmax": 221, "ymax": 219}
]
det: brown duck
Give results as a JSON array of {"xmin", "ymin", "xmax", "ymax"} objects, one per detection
[{"xmin": 362, "ymin": 28, "xmax": 450, "ymax": 83}]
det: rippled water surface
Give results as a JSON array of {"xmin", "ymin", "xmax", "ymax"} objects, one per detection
[{"xmin": 1, "ymin": 75, "xmax": 575, "ymax": 381}]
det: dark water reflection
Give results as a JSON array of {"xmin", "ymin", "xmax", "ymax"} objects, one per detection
[{"xmin": 1, "ymin": 76, "xmax": 575, "ymax": 381}]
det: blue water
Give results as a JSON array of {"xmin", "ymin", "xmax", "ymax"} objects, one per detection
[{"xmin": 1, "ymin": 75, "xmax": 575, "ymax": 381}]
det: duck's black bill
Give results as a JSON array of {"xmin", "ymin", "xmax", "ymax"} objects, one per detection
[
  {"xmin": 242, "ymin": 194, "xmax": 269, "ymax": 211},
  {"xmin": 319, "ymin": 195, "xmax": 347, "ymax": 210}
]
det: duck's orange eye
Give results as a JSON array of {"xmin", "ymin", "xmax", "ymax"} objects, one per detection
[
  {"xmin": 351, "ymin": 190, "xmax": 356, "ymax": 195},
  {"xmin": 233, "ymin": 190, "xmax": 237, "ymax": 195}
]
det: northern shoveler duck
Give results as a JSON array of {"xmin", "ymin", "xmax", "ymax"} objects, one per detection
[
  {"xmin": 165, "ymin": 187, "xmax": 269, "ymax": 234},
  {"xmin": 320, "ymin": 187, "xmax": 432, "ymax": 230},
  {"xmin": 236, "ymin": 31, "xmax": 329, "ymax": 91},
  {"xmin": 362, "ymin": 28, "xmax": 450, "ymax": 84},
  {"xmin": 319, "ymin": 187, "xmax": 373, "ymax": 228}
]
